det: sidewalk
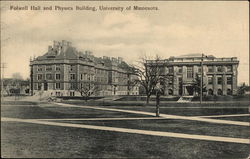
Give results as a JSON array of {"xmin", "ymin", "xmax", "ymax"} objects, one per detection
[
  {"xmin": 55, "ymin": 103, "xmax": 250, "ymax": 126},
  {"xmin": 2, "ymin": 117, "xmax": 249, "ymax": 144}
]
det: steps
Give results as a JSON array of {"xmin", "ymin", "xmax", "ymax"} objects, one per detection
[{"xmin": 177, "ymin": 96, "xmax": 194, "ymax": 103}]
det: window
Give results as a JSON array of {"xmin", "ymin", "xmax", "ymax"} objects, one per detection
[
  {"xmin": 55, "ymin": 83, "xmax": 61, "ymax": 89},
  {"xmin": 70, "ymin": 83, "xmax": 76, "ymax": 90},
  {"xmin": 38, "ymin": 83, "xmax": 42, "ymax": 90},
  {"xmin": 208, "ymin": 76, "xmax": 213, "ymax": 85},
  {"xmin": 226, "ymin": 65, "xmax": 232, "ymax": 72},
  {"xmin": 227, "ymin": 76, "xmax": 232, "ymax": 84},
  {"xmin": 187, "ymin": 66, "xmax": 193, "ymax": 78},
  {"xmin": 217, "ymin": 89, "xmax": 223, "ymax": 95},
  {"xmin": 70, "ymin": 74, "xmax": 75, "ymax": 80},
  {"xmin": 56, "ymin": 65, "xmax": 60, "ymax": 71},
  {"xmin": 55, "ymin": 74, "xmax": 61, "ymax": 80},
  {"xmin": 37, "ymin": 74, "xmax": 43, "ymax": 80},
  {"xmin": 46, "ymin": 74, "xmax": 53, "ymax": 80},
  {"xmin": 159, "ymin": 67, "xmax": 165, "ymax": 74},
  {"xmin": 70, "ymin": 65, "xmax": 74, "ymax": 71},
  {"xmin": 46, "ymin": 65, "xmax": 53, "ymax": 71},
  {"xmin": 70, "ymin": 92, "xmax": 75, "ymax": 96},
  {"xmin": 168, "ymin": 89, "xmax": 173, "ymax": 95},
  {"xmin": 37, "ymin": 66, "xmax": 43, "ymax": 71},
  {"xmin": 87, "ymin": 74, "xmax": 91, "ymax": 81},
  {"xmin": 197, "ymin": 66, "xmax": 201, "ymax": 73},
  {"xmin": 178, "ymin": 67, "xmax": 182, "ymax": 73},
  {"xmin": 80, "ymin": 74, "xmax": 83, "ymax": 80},
  {"xmin": 168, "ymin": 77, "xmax": 173, "ymax": 85},
  {"xmin": 208, "ymin": 66, "xmax": 213, "ymax": 72},
  {"xmin": 217, "ymin": 66, "xmax": 223, "ymax": 72},
  {"xmin": 208, "ymin": 89, "xmax": 213, "ymax": 95},
  {"xmin": 168, "ymin": 67, "xmax": 173, "ymax": 73},
  {"xmin": 227, "ymin": 89, "xmax": 232, "ymax": 95},
  {"xmin": 56, "ymin": 92, "xmax": 61, "ymax": 96},
  {"xmin": 178, "ymin": 77, "xmax": 182, "ymax": 84},
  {"xmin": 217, "ymin": 76, "xmax": 222, "ymax": 85},
  {"xmin": 80, "ymin": 83, "xmax": 85, "ymax": 89}
]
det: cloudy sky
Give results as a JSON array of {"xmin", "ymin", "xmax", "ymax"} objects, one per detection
[{"xmin": 1, "ymin": 1, "xmax": 249, "ymax": 84}]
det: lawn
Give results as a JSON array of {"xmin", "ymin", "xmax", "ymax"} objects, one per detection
[
  {"xmin": 52, "ymin": 119, "xmax": 250, "ymax": 139},
  {"xmin": 1, "ymin": 100, "xmax": 249, "ymax": 158},
  {"xmin": 61, "ymin": 99, "xmax": 250, "ymax": 107},
  {"xmin": 1, "ymin": 122, "xmax": 249, "ymax": 159},
  {"xmin": 1, "ymin": 105, "xmax": 151, "ymax": 119},
  {"xmin": 95, "ymin": 106, "xmax": 249, "ymax": 116},
  {"xmin": 213, "ymin": 116, "xmax": 249, "ymax": 122}
]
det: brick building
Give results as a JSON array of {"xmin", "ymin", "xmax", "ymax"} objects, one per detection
[
  {"xmin": 30, "ymin": 40, "xmax": 139, "ymax": 96},
  {"xmin": 146, "ymin": 54, "xmax": 239, "ymax": 96}
]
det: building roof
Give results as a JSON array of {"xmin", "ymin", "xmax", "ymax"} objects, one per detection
[
  {"xmin": 170, "ymin": 53, "xmax": 215, "ymax": 59},
  {"xmin": 32, "ymin": 40, "xmax": 133, "ymax": 72}
]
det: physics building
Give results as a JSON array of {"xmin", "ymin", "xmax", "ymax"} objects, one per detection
[{"xmin": 146, "ymin": 54, "xmax": 239, "ymax": 96}]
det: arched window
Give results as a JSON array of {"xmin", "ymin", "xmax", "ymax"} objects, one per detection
[
  {"xmin": 227, "ymin": 89, "xmax": 232, "ymax": 95},
  {"xmin": 208, "ymin": 89, "xmax": 213, "ymax": 95},
  {"xmin": 168, "ymin": 89, "xmax": 173, "ymax": 95},
  {"xmin": 217, "ymin": 89, "xmax": 223, "ymax": 95}
]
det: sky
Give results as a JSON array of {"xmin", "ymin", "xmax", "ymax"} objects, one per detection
[{"xmin": 1, "ymin": 1, "xmax": 249, "ymax": 84}]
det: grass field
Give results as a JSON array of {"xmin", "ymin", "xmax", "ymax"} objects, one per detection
[
  {"xmin": 61, "ymin": 99, "xmax": 250, "ymax": 107},
  {"xmin": 1, "ymin": 100, "xmax": 250, "ymax": 158}
]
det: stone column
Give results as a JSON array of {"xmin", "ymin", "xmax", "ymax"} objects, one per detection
[
  {"xmin": 222, "ymin": 74, "xmax": 227, "ymax": 95},
  {"xmin": 232, "ymin": 64, "xmax": 238, "ymax": 95},
  {"xmin": 213, "ymin": 75, "xmax": 217, "ymax": 95}
]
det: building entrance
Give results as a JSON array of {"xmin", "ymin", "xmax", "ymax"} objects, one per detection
[
  {"xmin": 44, "ymin": 81, "xmax": 48, "ymax": 91},
  {"xmin": 186, "ymin": 86, "xmax": 194, "ymax": 95}
]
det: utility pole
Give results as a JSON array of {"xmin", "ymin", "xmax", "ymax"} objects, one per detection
[
  {"xmin": 200, "ymin": 54, "xmax": 204, "ymax": 104},
  {"xmin": 1, "ymin": 63, "xmax": 7, "ymax": 101}
]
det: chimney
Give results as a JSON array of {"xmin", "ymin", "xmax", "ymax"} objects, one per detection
[
  {"xmin": 61, "ymin": 40, "xmax": 71, "ymax": 52},
  {"xmin": 67, "ymin": 41, "xmax": 72, "ymax": 46},
  {"xmin": 118, "ymin": 57, "xmax": 123, "ymax": 63},
  {"xmin": 48, "ymin": 45, "xmax": 52, "ymax": 52},
  {"xmin": 53, "ymin": 40, "xmax": 59, "ymax": 48},
  {"xmin": 62, "ymin": 40, "xmax": 67, "ymax": 46}
]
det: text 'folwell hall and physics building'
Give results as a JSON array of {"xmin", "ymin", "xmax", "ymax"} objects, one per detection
[{"xmin": 30, "ymin": 40, "xmax": 239, "ymax": 96}]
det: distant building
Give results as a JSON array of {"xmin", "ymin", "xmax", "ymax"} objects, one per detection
[
  {"xmin": 30, "ymin": 40, "xmax": 139, "ymax": 96},
  {"xmin": 146, "ymin": 54, "xmax": 239, "ymax": 96},
  {"xmin": 2, "ymin": 78, "xmax": 30, "ymax": 95}
]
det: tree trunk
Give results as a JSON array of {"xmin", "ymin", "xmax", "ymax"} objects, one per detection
[
  {"xmin": 146, "ymin": 95, "xmax": 150, "ymax": 105},
  {"xmin": 156, "ymin": 92, "xmax": 160, "ymax": 117}
]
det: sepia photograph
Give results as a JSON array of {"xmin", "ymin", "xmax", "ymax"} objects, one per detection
[{"xmin": 1, "ymin": 1, "xmax": 249, "ymax": 158}]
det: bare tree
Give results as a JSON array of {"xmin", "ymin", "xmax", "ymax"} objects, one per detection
[
  {"xmin": 12, "ymin": 72, "xmax": 23, "ymax": 80},
  {"xmin": 132, "ymin": 55, "xmax": 171, "ymax": 104},
  {"xmin": 77, "ymin": 81, "xmax": 99, "ymax": 102}
]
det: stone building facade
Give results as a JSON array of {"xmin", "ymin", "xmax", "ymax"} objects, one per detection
[
  {"xmin": 30, "ymin": 40, "xmax": 139, "ymax": 96},
  {"xmin": 146, "ymin": 54, "xmax": 239, "ymax": 96}
]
